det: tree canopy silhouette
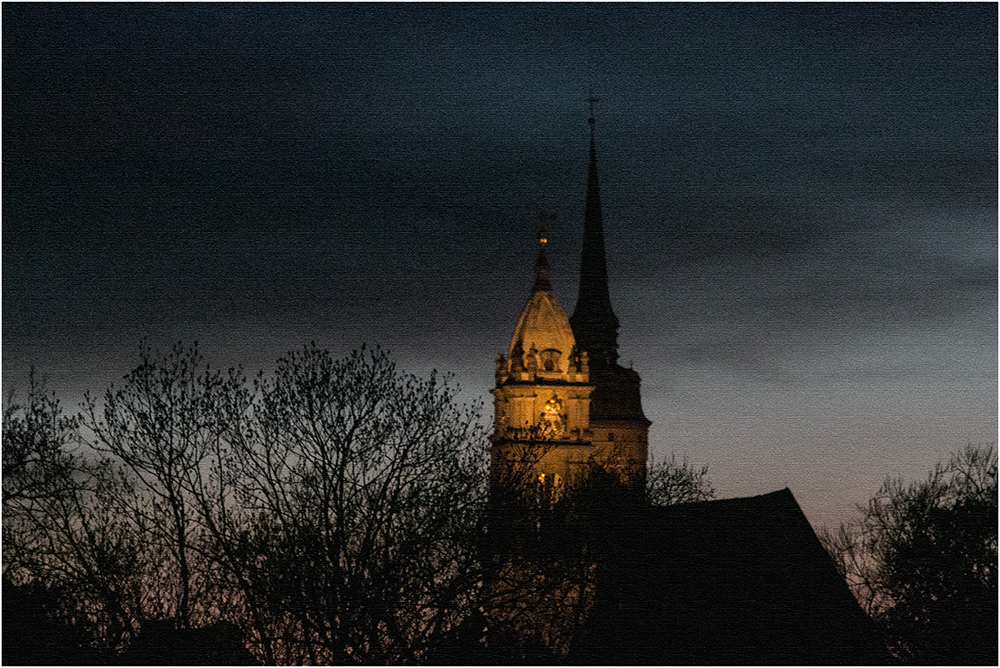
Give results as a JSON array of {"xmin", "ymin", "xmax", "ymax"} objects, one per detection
[
  {"xmin": 3, "ymin": 344, "xmax": 490, "ymax": 664},
  {"xmin": 3, "ymin": 342, "xmax": 725, "ymax": 665},
  {"xmin": 821, "ymin": 444, "xmax": 997, "ymax": 664},
  {"xmin": 223, "ymin": 344, "xmax": 488, "ymax": 663}
]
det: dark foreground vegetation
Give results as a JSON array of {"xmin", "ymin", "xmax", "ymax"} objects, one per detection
[
  {"xmin": 2, "ymin": 343, "xmax": 995, "ymax": 664},
  {"xmin": 820, "ymin": 444, "xmax": 997, "ymax": 664}
]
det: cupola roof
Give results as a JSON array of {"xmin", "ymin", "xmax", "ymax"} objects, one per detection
[{"xmin": 508, "ymin": 234, "xmax": 576, "ymax": 371}]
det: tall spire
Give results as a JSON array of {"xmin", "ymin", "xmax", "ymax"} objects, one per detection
[{"xmin": 570, "ymin": 103, "xmax": 620, "ymax": 369}]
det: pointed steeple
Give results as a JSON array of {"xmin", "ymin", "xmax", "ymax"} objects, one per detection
[
  {"xmin": 570, "ymin": 109, "xmax": 620, "ymax": 370},
  {"xmin": 506, "ymin": 222, "xmax": 577, "ymax": 378},
  {"xmin": 532, "ymin": 220, "xmax": 553, "ymax": 293}
]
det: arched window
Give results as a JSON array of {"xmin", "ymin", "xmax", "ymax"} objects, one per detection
[
  {"xmin": 608, "ymin": 431, "xmax": 615, "ymax": 442},
  {"xmin": 539, "ymin": 349, "xmax": 561, "ymax": 371}
]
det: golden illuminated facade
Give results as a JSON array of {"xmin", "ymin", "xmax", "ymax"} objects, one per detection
[{"xmin": 490, "ymin": 232, "xmax": 597, "ymax": 499}]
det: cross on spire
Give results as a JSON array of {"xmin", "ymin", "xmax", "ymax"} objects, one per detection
[{"xmin": 588, "ymin": 91, "xmax": 600, "ymax": 126}]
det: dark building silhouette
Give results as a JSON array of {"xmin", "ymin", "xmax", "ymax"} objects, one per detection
[
  {"xmin": 118, "ymin": 619, "xmax": 260, "ymax": 666},
  {"xmin": 2, "ymin": 575, "xmax": 104, "ymax": 666},
  {"xmin": 571, "ymin": 489, "xmax": 887, "ymax": 664}
]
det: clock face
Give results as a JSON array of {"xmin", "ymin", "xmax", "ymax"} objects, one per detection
[{"xmin": 540, "ymin": 396, "xmax": 565, "ymax": 438}]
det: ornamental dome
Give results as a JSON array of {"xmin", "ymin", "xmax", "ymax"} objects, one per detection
[{"xmin": 508, "ymin": 245, "xmax": 577, "ymax": 374}]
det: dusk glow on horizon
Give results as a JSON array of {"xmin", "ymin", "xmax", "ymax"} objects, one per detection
[{"xmin": 4, "ymin": 3, "xmax": 996, "ymax": 529}]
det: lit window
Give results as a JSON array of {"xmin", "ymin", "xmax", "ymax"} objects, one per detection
[{"xmin": 536, "ymin": 472, "xmax": 564, "ymax": 507}]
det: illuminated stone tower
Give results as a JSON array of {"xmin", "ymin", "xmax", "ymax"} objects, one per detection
[
  {"xmin": 487, "ymin": 225, "xmax": 599, "ymax": 657},
  {"xmin": 490, "ymin": 225, "xmax": 596, "ymax": 502},
  {"xmin": 484, "ymin": 120, "xmax": 650, "ymax": 658}
]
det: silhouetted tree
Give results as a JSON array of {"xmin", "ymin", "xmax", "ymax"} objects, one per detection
[
  {"xmin": 4, "ymin": 344, "xmax": 491, "ymax": 664},
  {"xmin": 822, "ymin": 444, "xmax": 997, "ymax": 664},
  {"xmin": 3, "ymin": 373, "xmax": 143, "ymax": 659},
  {"xmin": 223, "ymin": 344, "xmax": 488, "ymax": 663},
  {"xmin": 83, "ymin": 342, "xmax": 246, "ymax": 631},
  {"xmin": 2, "ymin": 369, "xmax": 78, "ymax": 506},
  {"xmin": 646, "ymin": 453, "xmax": 715, "ymax": 506}
]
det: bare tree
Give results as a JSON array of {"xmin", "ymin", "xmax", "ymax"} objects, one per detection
[
  {"xmin": 821, "ymin": 444, "xmax": 997, "ymax": 664},
  {"xmin": 3, "ymin": 373, "xmax": 144, "ymax": 658},
  {"xmin": 223, "ymin": 344, "xmax": 488, "ymax": 663},
  {"xmin": 2, "ymin": 369, "xmax": 79, "ymax": 507},
  {"xmin": 5, "ymin": 345, "xmax": 492, "ymax": 663},
  {"xmin": 646, "ymin": 453, "xmax": 716, "ymax": 506},
  {"xmin": 82, "ymin": 342, "xmax": 245, "ymax": 630}
]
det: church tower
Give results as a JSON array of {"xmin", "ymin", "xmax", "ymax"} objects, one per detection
[
  {"xmin": 483, "ymin": 118, "xmax": 651, "ymax": 659},
  {"xmin": 568, "ymin": 111, "xmax": 650, "ymax": 488},
  {"xmin": 490, "ymin": 113, "xmax": 650, "ymax": 505}
]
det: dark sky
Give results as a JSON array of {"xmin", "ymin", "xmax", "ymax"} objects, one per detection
[{"xmin": 4, "ymin": 3, "xmax": 996, "ymax": 528}]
